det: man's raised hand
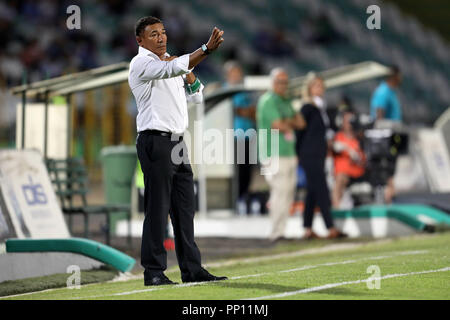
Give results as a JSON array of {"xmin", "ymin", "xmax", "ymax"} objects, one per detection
[
  {"xmin": 187, "ymin": 28, "xmax": 224, "ymax": 69},
  {"xmin": 206, "ymin": 27, "xmax": 224, "ymax": 51}
]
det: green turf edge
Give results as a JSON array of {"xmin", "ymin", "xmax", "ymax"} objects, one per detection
[
  {"xmin": 5, "ymin": 238, "xmax": 136, "ymax": 272},
  {"xmin": 332, "ymin": 204, "xmax": 450, "ymax": 230},
  {"xmin": 3, "ymin": 233, "xmax": 450, "ymax": 300},
  {"xmin": 0, "ymin": 265, "xmax": 118, "ymax": 297}
]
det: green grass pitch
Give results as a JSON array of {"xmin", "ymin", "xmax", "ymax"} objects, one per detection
[{"xmin": 2, "ymin": 232, "xmax": 449, "ymax": 300}]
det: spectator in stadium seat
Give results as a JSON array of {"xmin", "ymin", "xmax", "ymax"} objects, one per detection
[
  {"xmin": 257, "ymin": 68, "xmax": 305, "ymax": 242},
  {"xmin": 370, "ymin": 66, "xmax": 402, "ymax": 203},
  {"xmin": 331, "ymin": 110, "xmax": 366, "ymax": 208},
  {"xmin": 301, "ymin": 13, "xmax": 345, "ymax": 45},
  {"xmin": 296, "ymin": 74, "xmax": 347, "ymax": 239},
  {"xmin": 223, "ymin": 61, "xmax": 257, "ymax": 215}
]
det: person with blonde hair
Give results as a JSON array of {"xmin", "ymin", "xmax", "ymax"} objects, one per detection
[{"xmin": 295, "ymin": 74, "xmax": 347, "ymax": 239}]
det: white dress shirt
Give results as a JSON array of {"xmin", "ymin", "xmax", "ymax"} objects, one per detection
[{"xmin": 128, "ymin": 46, "xmax": 204, "ymax": 134}]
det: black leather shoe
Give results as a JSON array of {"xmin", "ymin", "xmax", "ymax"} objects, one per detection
[
  {"xmin": 182, "ymin": 268, "xmax": 228, "ymax": 283},
  {"xmin": 144, "ymin": 274, "xmax": 178, "ymax": 286}
]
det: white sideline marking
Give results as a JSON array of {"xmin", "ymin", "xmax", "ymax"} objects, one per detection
[
  {"xmin": 71, "ymin": 250, "xmax": 428, "ymax": 299},
  {"xmin": 246, "ymin": 267, "xmax": 450, "ymax": 300}
]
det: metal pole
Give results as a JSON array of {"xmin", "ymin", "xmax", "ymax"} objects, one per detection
[
  {"xmin": 196, "ymin": 101, "xmax": 207, "ymax": 218},
  {"xmin": 43, "ymin": 90, "xmax": 49, "ymax": 159},
  {"xmin": 231, "ymin": 102, "xmax": 238, "ymax": 214},
  {"xmin": 66, "ymin": 94, "xmax": 72, "ymax": 159},
  {"xmin": 21, "ymin": 71, "xmax": 27, "ymax": 149}
]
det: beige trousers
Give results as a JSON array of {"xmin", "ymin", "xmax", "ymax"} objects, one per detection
[{"xmin": 263, "ymin": 156, "xmax": 298, "ymax": 240}]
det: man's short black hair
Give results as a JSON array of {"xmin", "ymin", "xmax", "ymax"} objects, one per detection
[{"xmin": 135, "ymin": 16, "xmax": 162, "ymax": 37}]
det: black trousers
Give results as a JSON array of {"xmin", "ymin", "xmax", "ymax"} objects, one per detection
[
  {"xmin": 300, "ymin": 156, "xmax": 334, "ymax": 229},
  {"xmin": 136, "ymin": 131, "xmax": 202, "ymax": 278}
]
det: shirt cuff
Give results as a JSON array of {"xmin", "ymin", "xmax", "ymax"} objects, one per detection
[{"xmin": 186, "ymin": 83, "xmax": 204, "ymax": 104}]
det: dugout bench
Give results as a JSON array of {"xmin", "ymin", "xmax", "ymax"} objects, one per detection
[{"xmin": 45, "ymin": 158, "xmax": 132, "ymax": 247}]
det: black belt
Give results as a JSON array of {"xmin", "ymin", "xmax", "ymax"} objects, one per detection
[{"xmin": 139, "ymin": 129, "xmax": 183, "ymax": 141}]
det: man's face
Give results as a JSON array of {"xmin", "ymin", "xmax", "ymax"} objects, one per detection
[
  {"xmin": 388, "ymin": 72, "xmax": 402, "ymax": 88},
  {"xmin": 393, "ymin": 73, "xmax": 402, "ymax": 87},
  {"xmin": 227, "ymin": 67, "xmax": 243, "ymax": 85},
  {"xmin": 136, "ymin": 23, "xmax": 167, "ymax": 58},
  {"xmin": 309, "ymin": 78, "xmax": 325, "ymax": 97},
  {"xmin": 342, "ymin": 112, "xmax": 354, "ymax": 132},
  {"xmin": 273, "ymin": 72, "xmax": 289, "ymax": 97}
]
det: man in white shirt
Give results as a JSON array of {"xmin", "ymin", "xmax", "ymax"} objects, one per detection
[{"xmin": 129, "ymin": 16, "xmax": 227, "ymax": 286}]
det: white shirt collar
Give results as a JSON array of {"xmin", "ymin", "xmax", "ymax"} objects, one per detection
[{"xmin": 138, "ymin": 46, "xmax": 170, "ymax": 60}]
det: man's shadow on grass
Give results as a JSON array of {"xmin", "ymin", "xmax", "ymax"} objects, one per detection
[
  {"xmin": 315, "ymin": 287, "xmax": 372, "ymax": 296},
  {"xmin": 213, "ymin": 281, "xmax": 304, "ymax": 293},
  {"xmin": 213, "ymin": 282, "xmax": 372, "ymax": 297}
]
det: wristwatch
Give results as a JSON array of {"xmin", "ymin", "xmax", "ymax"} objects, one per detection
[{"xmin": 201, "ymin": 44, "xmax": 211, "ymax": 55}]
